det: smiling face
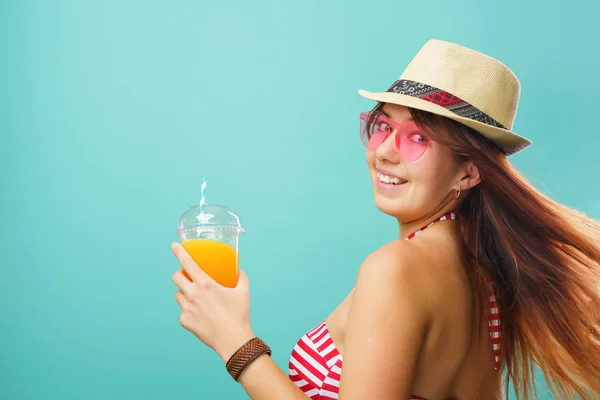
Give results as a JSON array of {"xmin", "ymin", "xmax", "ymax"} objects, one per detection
[{"xmin": 365, "ymin": 103, "xmax": 479, "ymax": 223}]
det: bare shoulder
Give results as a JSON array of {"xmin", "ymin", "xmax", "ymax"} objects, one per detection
[
  {"xmin": 356, "ymin": 234, "xmax": 468, "ymax": 312},
  {"xmin": 357, "ymin": 240, "xmax": 425, "ymax": 290}
]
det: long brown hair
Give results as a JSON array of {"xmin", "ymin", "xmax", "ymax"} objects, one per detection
[{"xmin": 391, "ymin": 105, "xmax": 600, "ymax": 399}]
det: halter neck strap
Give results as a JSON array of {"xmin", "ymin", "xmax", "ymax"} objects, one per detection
[{"xmin": 404, "ymin": 212, "xmax": 457, "ymax": 241}]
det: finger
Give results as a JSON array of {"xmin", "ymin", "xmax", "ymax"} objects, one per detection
[
  {"xmin": 171, "ymin": 242, "xmax": 213, "ymax": 284},
  {"xmin": 172, "ymin": 269, "xmax": 194, "ymax": 295},
  {"xmin": 174, "ymin": 290, "xmax": 192, "ymax": 310},
  {"xmin": 236, "ymin": 268, "xmax": 250, "ymax": 290}
]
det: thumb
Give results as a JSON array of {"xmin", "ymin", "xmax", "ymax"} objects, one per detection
[{"xmin": 236, "ymin": 268, "xmax": 250, "ymax": 289}]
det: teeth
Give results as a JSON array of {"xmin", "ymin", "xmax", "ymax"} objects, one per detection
[{"xmin": 377, "ymin": 172, "xmax": 401, "ymax": 185}]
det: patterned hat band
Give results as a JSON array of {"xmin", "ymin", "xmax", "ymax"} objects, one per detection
[{"xmin": 386, "ymin": 79, "xmax": 507, "ymax": 130}]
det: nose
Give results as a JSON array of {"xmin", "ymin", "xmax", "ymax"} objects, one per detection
[{"xmin": 375, "ymin": 130, "xmax": 401, "ymax": 164}]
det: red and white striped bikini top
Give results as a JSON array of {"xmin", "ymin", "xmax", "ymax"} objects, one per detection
[{"xmin": 288, "ymin": 213, "xmax": 501, "ymax": 400}]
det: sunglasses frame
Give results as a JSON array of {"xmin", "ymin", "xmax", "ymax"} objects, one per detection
[{"xmin": 360, "ymin": 111, "xmax": 432, "ymax": 162}]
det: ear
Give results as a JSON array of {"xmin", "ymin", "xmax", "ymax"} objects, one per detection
[{"xmin": 458, "ymin": 161, "xmax": 481, "ymax": 190}]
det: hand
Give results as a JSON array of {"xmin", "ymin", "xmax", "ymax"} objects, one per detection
[{"xmin": 171, "ymin": 242, "xmax": 255, "ymax": 361}]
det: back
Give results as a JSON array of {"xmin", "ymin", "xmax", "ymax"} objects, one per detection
[{"xmin": 401, "ymin": 222, "xmax": 502, "ymax": 399}]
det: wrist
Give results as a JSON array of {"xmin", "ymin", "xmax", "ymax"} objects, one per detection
[
  {"xmin": 217, "ymin": 329, "xmax": 256, "ymax": 362},
  {"xmin": 225, "ymin": 337, "xmax": 272, "ymax": 382}
]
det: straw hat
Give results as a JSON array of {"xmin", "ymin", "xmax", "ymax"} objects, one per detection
[{"xmin": 358, "ymin": 39, "xmax": 532, "ymax": 155}]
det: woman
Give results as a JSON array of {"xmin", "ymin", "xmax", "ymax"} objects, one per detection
[{"xmin": 171, "ymin": 39, "xmax": 600, "ymax": 399}]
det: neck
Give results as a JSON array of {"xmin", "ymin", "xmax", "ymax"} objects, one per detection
[{"xmin": 398, "ymin": 206, "xmax": 459, "ymax": 239}]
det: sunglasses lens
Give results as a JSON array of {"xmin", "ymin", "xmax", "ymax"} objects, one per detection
[
  {"xmin": 395, "ymin": 124, "xmax": 429, "ymax": 162},
  {"xmin": 360, "ymin": 111, "xmax": 429, "ymax": 162},
  {"xmin": 360, "ymin": 111, "xmax": 389, "ymax": 150}
]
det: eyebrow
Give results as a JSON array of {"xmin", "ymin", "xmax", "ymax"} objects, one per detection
[{"xmin": 380, "ymin": 108, "xmax": 414, "ymax": 122}]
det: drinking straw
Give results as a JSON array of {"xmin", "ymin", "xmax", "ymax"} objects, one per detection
[{"xmin": 199, "ymin": 177, "xmax": 207, "ymax": 215}]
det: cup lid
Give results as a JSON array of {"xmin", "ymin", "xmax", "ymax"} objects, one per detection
[{"xmin": 176, "ymin": 203, "xmax": 244, "ymax": 234}]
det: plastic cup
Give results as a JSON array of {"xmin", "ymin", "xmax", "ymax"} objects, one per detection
[{"xmin": 175, "ymin": 203, "xmax": 244, "ymax": 288}]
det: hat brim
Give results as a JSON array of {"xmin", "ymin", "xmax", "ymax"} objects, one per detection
[{"xmin": 358, "ymin": 89, "xmax": 532, "ymax": 156}]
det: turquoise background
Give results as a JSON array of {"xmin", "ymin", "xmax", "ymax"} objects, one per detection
[{"xmin": 1, "ymin": 1, "xmax": 598, "ymax": 399}]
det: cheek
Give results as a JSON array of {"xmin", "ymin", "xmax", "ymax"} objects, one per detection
[
  {"xmin": 407, "ymin": 157, "xmax": 453, "ymax": 197},
  {"xmin": 365, "ymin": 151, "xmax": 376, "ymax": 166}
]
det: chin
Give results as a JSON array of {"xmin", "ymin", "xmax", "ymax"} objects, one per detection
[{"xmin": 373, "ymin": 189, "xmax": 409, "ymax": 219}]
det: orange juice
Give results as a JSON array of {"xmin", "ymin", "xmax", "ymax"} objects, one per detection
[{"xmin": 181, "ymin": 238, "xmax": 239, "ymax": 288}]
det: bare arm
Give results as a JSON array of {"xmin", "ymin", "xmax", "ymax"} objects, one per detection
[
  {"xmin": 171, "ymin": 243, "xmax": 311, "ymax": 400},
  {"xmin": 236, "ymin": 354, "xmax": 310, "ymax": 400},
  {"xmin": 338, "ymin": 242, "xmax": 432, "ymax": 399}
]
